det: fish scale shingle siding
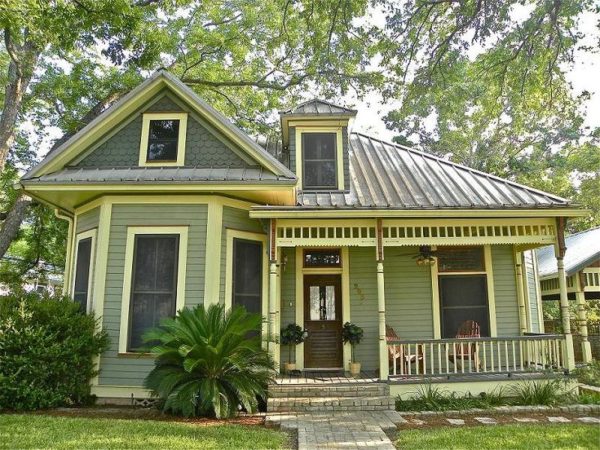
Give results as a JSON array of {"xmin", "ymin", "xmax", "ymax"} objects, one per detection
[
  {"xmin": 75, "ymin": 95, "xmax": 253, "ymax": 169},
  {"xmin": 97, "ymin": 203, "xmax": 207, "ymax": 387}
]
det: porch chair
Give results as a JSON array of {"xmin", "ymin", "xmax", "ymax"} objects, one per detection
[
  {"xmin": 386, "ymin": 325, "xmax": 424, "ymax": 376},
  {"xmin": 448, "ymin": 320, "xmax": 481, "ymax": 371}
]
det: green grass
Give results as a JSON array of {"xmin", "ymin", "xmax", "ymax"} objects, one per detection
[
  {"xmin": 0, "ymin": 414, "xmax": 288, "ymax": 449},
  {"xmin": 396, "ymin": 424, "xmax": 600, "ymax": 450}
]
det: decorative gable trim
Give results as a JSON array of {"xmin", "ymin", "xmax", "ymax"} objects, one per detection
[{"xmin": 24, "ymin": 70, "xmax": 296, "ymax": 180}]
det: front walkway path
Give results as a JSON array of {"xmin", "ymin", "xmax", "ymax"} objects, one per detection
[{"xmin": 266, "ymin": 411, "xmax": 407, "ymax": 449}]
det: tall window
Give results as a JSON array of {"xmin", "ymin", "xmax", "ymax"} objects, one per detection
[
  {"xmin": 73, "ymin": 236, "xmax": 93, "ymax": 312},
  {"xmin": 437, "ymin": 246, "xmax": 490, "ymax": 338},
  {"xmin": 146, "ymin": 120, "xmax": 180, "ymax": 162},
  {"xmin": 302, "ymin": 132, "xmax": 337, "ymax": 189},
  {"xmin": 232, "ymin": 238, "xmax": 263, "ymax": 315},
  {"xmin": 128, "ymin": 235, "xmax": 179, "ymax": 350}
]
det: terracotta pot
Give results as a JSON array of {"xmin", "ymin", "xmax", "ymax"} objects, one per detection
[
  {"xmin": 349, "ymin": 362, "xmax": 361, "ymax": 376},
  {"xmin": 284, "ymin": 362, "xmax": 296, "ymax": 373}
]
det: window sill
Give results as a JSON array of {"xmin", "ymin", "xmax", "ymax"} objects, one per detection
[{"xmin": 117, "ymin": 352, "xmax": 155, "ymax": 358}]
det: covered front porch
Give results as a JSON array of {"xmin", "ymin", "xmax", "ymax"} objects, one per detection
[{"xmin": 260, "ymin": 216, "xmax": 583, "ymax": 383}]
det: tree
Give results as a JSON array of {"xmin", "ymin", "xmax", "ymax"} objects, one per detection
[
  {"xmin": 0, "ymin": 0, "xmax": 381, "ymax": 279},
  {"xmin": 381, "ymin": 1, "xmax": 599, "ymax": 230}
]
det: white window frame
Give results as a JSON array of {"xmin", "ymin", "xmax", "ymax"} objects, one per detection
[
  {"xmin": 295, "ymin": 127, "xmax": 344, "ymax": 190},
  {"xmin": 119, "ymin": 226, "xmax": 188, "ymax": 354},
  {"xmin": 224, "ymin": 229, "xmax": 269, "ymax": 336},
  {"xmin": 71, "ymin": 229, "xmax": 97, "ymax": 313},
  {"xmin": 139, "ymin": 112, "xmax": 188, "ymax": 167}
]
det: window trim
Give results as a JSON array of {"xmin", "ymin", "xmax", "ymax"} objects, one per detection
[
  {"xmin": 431, "ymin": 244, "xmax": 497, "ymax": 338},
  {"xmin": 138, "ymin": 113, "xmax": 188, "ymax": 167},
  {"xmin": 295, "ymin": 127, "xmax": 344, "ymax": 191},
  {"xmin": 71, "ymin": 229, "xmax": 97, "ymax": 313},
  {"xmin": 119, "ymin": 226, "xmax": 188, "ymax": 354},
  {"xmin": 224, "ymin": 229, "xmax": 268, "ymax": 336}
]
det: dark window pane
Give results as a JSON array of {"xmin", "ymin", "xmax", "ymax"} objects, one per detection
[
  {"xmin": 232, "ymin": 239, "xmax": 262, "ymax": 316},
  {"xmin": 439, "ymin": 275, "xmax": 489, "ymax": 338},
  {"xmin": 304, "ymin": 249, "xmax": 341, "ymax": 267},
  {"xmin": 147, "ymin": 120, "xmax": 179, "ymax": 161},
  {"xmin": 128, "ymin": 235, "xmax": 179, "ymax": 351},
  {"xmin": 302, "ymin": 133, "xmax": 337, "ymax": 189},
  {"xmin": 437, "ymin": 247, "xmax": 485, "ymax": 272},
  {"xmin": 73, "ymin": 237, "xmax": 92, "ymax": 312}
]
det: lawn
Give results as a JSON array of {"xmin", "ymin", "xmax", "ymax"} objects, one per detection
[
  {"xmin": 0, "ymin": 414, "xmax": 288, "ymax": 449},
  {"xmin": 396, "ymin": 423, "xmax": 600, "ymax": 450}
]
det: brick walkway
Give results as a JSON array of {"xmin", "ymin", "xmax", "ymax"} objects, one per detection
[{"xmin": 266, "ymin": 411, "xmax": 407, "ymax": 449}]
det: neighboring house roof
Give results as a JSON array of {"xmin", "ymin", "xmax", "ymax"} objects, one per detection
[
  {"xmin": 279, "ymin": 98, "xmax": 357, "ymax": 116},
  {"xmin": 22, "ymin": 70, "xmax": 296, "ymax": 181},
  {"xmin": 536, "ymin": 226, "xmax": 600, "ymax": 278},
  {"xmin": 261, "ymin": 132, "xmax": 571, "ymax": 211},
  {"xmin": 28, "ymin": 166, "xmax": 295, "ymax": 184}
]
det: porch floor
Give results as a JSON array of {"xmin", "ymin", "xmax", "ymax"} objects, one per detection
[{"xmin": 274, "ymin": 369, "xmax": 570, "ymax": 385}]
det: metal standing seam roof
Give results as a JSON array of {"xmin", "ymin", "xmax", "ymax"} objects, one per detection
[
  {"xmin": 293, "ymin": 132, "xmax": 571, "ymax": 210},
  {"xmin": 279, "ymin": 99, "xmax": 357, "ymax": 116},
  {"xmin": 536, "ymin": 226, "xmax": 600, "ymax": 278},
  {"xmin": 21, "ymin": 166, "xmax": 296, "ymax": 184}
]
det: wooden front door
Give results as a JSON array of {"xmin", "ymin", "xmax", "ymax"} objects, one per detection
[{"xmin": 304, "ymin": 274, "xmax": 343, "ymax": 369}]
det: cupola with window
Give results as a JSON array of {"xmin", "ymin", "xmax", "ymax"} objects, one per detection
[{"xmin": 280, "ymin": 99, "xmax": 356, "ymax": 191}]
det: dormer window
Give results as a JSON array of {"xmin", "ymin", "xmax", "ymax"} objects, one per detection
[
  {"xmin": 302, "ymin": 133, "xmax": 337, "ymax": 189},
  {"xmin": 139, "ymin": 113, "xmax": 187, "ymax": 166}
]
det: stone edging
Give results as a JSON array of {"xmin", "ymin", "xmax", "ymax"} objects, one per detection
[{"xmin": 398, "ymin": 404, "xmax": 600, "ymax": 417}]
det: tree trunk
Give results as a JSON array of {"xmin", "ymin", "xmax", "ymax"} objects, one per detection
[{"xmin": 0, "ymin": 194, "xmax": 32, "ymax": 258}]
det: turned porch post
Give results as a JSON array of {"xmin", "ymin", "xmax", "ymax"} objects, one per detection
[
  {"xmin": 514, "ymin": 251, "xmax": 528, "ymax": 334},
  {"xmin": 555, "ymin": 218, "xmax": 575, "ymax": 371},
  {"xmin": 575, "ymin": 271, "xmax": 593, "ymax": 363},
  {"xmin": 376, "ymin": 219, "xmax": 389, "ymax": 380},
  {"xmin": 268, "ymin": 219, "xmax": 280, "ymax": 369}
]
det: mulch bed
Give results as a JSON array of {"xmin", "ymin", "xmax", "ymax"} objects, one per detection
[
  {"xmin": 396, "ymin": 411, "xmax": 600, "ymax": 430},
  {"xmin": 20, "ymin": 406, "xmax": 265, "ymax": 427}
]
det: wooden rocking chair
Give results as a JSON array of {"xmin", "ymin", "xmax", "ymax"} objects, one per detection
[
  {"xmin": 386, "ymin": 325, "xmax": 424, "ymax": 376},
  {"xmin": 448, "ymin": 320, "xmax": 481, "ymax": 371}
]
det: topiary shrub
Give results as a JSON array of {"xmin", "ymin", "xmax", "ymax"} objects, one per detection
[
  {"xmin": 0, "ymin": 291, "xmax": 109, "ymax": 411},
  {"xmin": 143, "ymin": 304, "xmax": 275, "ymax": 419}
]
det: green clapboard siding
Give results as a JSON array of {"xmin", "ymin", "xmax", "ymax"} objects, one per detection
[
  {"xmin": 279, "ymin": 247, "xmax": 296, "ymax": 364},
  {"xmin": 76, "ymin": 207, "xmax": 100, "ymax": 234},
  {"xmin": 492, "ymin": 245, "xmax": 520, "ymax": 336},
  {"xmin": 348, "ymin": 247, "xmax": 379, "ymax": 371},
  {"xmin": 98, "ymin": 203, "xmax": 207, "ymax": 387},
  {"xmin": 75, "ymin": 94, "xmax": 253, "ymax": 169},
  {"xmin": 219, "ymin": 206, "xmax": 265, "ymax": 303}
]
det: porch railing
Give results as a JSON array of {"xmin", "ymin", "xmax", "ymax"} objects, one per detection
[{"xmin": 386, "ymin": 334, "xmax": 566, "ymax": 377}]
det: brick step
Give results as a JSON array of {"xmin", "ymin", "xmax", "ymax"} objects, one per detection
[
  {"xmin": 267, "ymin": 395, "xmax": 395, "ymax": 412},
  {"xmin": 268, "ymin": 383, "xmax": 389, "ymax": 398}
]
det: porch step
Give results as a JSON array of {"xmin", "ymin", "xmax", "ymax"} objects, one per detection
[
  {"xmin": 267, "ymin": 395, "xmax": 395, "ymax": 412},
  {"xmin": 268, "ymin": 382, "xmax": 389, "ymax": 398}
]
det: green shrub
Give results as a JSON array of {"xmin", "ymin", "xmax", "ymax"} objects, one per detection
[
  {"xmin": 509, "ymin": 378, "xmax": 569, "ymax": 406},
  {"xmin": 395, "ymin": 383, "xmax": 508, "ymax": 412},
  {"xmin": 0, "ymin": 292, "xmax": 109, "ymax": 411},
  {"xmin": 143, "ymin": 304, "xmax": 275, "ymax": 419},
  {"xmin": 575, "ymin": 360, "xmax": 600, "ymax": 387}
]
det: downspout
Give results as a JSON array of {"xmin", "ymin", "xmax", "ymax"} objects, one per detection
[{"xmin": 54, "ymin": 208, "xmax": 74, "ymax": 294}]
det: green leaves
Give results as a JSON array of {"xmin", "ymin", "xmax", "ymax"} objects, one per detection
[{"xmin": 143, "ymin": 304, "xmax": 274, "ymax": 419}]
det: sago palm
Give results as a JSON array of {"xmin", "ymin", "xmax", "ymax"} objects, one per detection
[{"xmin": 143, "ymin": 304, "xmax": 274, "ymax": 418}]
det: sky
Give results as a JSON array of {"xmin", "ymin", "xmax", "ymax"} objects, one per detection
[{"xmin": 344, "ymin": 10, "xmax": 600, "ymax": 143}]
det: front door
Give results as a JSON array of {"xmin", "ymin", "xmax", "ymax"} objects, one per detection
[{"xmin": 304, "ymin": 274, "xmax": 343, "ymax": 369}]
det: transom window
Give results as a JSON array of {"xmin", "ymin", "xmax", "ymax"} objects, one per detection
[
  {"xmin": 147, "ymin": 120, "xmax": 180, "ymax": 161},
  {"xmin": 437, "ymin": 246, "xmax": 484, "ymax": 272},
  {"xmin": 128, "ymin": 234, "xmax": 179, "ymax": 351},
  {"xmin": 302, "ymin": 132, "xmax": 337, "ymax": 189},
  {"xmin": 303, "ymin": 249, "xmax": 341, "ymax": 268}
]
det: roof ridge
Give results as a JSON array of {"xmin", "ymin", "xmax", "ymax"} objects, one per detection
[{"xmin": 351, "ymin": 131, "xmax": 571, "ymax": 205}]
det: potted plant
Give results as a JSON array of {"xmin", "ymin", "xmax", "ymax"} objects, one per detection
[
  {"xmin": 280, "ymin": 323, "xmax": 306, "ymax": 373},
  {"xmin": 342, "ymin": 322, "xmax": 364, "ymax": 376}
]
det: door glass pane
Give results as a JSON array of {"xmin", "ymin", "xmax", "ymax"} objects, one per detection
[
  {"xmin": 309, "ymin": 286, "xmax": 320, "ymax": 320},
  {"xmin": 324, "ymin": 285, "xmax": 336, "ymax": 320},
  {"xmin": 232, "ymin": 239, "xmax": 262, "ymax": 315},
  {"xmin": 309, "ymin": 284, "xmax": 336, "ymax": 321},
  {"xmin": 129, "ymin": 235, "xmax": 179, "ymax": 351},
  {"xmin": 73, "ymin": 237, "xmax": 92, "ymax": 312}
]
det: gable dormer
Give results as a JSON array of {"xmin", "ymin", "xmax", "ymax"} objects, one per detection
[{"xmin": 280, "ymin": 99, "xmax": 356, "ymax": 191}]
